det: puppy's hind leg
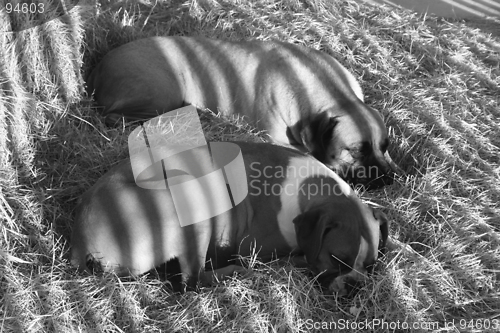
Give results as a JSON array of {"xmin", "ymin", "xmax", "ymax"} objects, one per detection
[{"xmin": 176, "ymin": 221, "xmax": 214, "ymax": 291}]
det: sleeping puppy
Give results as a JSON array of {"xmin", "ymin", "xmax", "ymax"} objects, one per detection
[
  {"xmin": 71, "ymin": 141, "xmax": 389, "ymax": 294},
  {"xmin": 86, "ymin": 36, "xmax": 398, "ymax": 188}
]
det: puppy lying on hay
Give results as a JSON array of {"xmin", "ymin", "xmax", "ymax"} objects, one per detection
[
  {"xmin": 87, "ymin": 36, "xmax": 399, "ymax": 188},
  {"xmin": 71, "ymin": 140, "xmax": 389, "ymax": 295}
]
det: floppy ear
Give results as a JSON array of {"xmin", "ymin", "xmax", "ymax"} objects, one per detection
[
  {"xmin": 372, "ymin": 209, "xmax": 390, "ymax": 254},
  {"xmin": 300, "ymin": 112, "xmax": 337, "ymax": 158},
  {"xmin": 293, "ymin": 210, "xmax": 334, "ymax": 264}
]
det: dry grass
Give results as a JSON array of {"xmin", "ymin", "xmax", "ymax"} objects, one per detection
[{"xmin": 1, "ymin": 0, "xmax": 500, "ymax": 332}]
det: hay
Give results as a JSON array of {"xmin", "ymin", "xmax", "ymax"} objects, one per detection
[{"xmin": 1, "ymin": 0, "xmax": 500, "ymax": 331}]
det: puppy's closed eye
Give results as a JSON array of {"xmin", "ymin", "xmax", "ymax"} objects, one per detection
[{"xmin": 347, "ymin": 142, "xmax": 370, "ymax": 156}]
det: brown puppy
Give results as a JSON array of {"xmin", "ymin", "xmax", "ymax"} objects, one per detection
[
  {"xmin": 71, "ymin": 142, "xmax": 389, "ymax": 294},
  {"xmin": 87, "ymin": 36, "xmax": 397, "ymax": 188}
]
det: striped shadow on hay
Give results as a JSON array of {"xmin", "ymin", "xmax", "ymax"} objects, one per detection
[{"xmin": 360, "ymin": 0, "xmax": 500, "ymax": 19}]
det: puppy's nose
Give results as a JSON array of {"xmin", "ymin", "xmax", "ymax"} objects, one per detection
[
  {"xmin": 329, "ymin": 278, "xmax": 348, "ymax": 296},
  {"xmin": 329, "ymin": 276, "xmax": 362, "ymax": 296},
  {"xmin": 344, "ymin": 276, "xmax": 362, "ymax": 292}
]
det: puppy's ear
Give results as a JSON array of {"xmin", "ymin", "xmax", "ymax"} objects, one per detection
[
  {"xmin": 300, "ymin": 112, "xmax": 337, "ymax": 159},
  {"xmin": 372, "ymin": 209, "xmax": 390, "ymax": 254},
  {"xmin": 293, "ymin": 210, "xmax": 335, "ymax": 264}
]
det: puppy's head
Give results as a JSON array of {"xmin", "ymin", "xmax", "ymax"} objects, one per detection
[
  {"xmin": 301, "ymin": 110, "xmax": 395, "ymax": 188},
  {"xmin": 293, "ymin": 201, "xmax": 389, "ymax": 295}
]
